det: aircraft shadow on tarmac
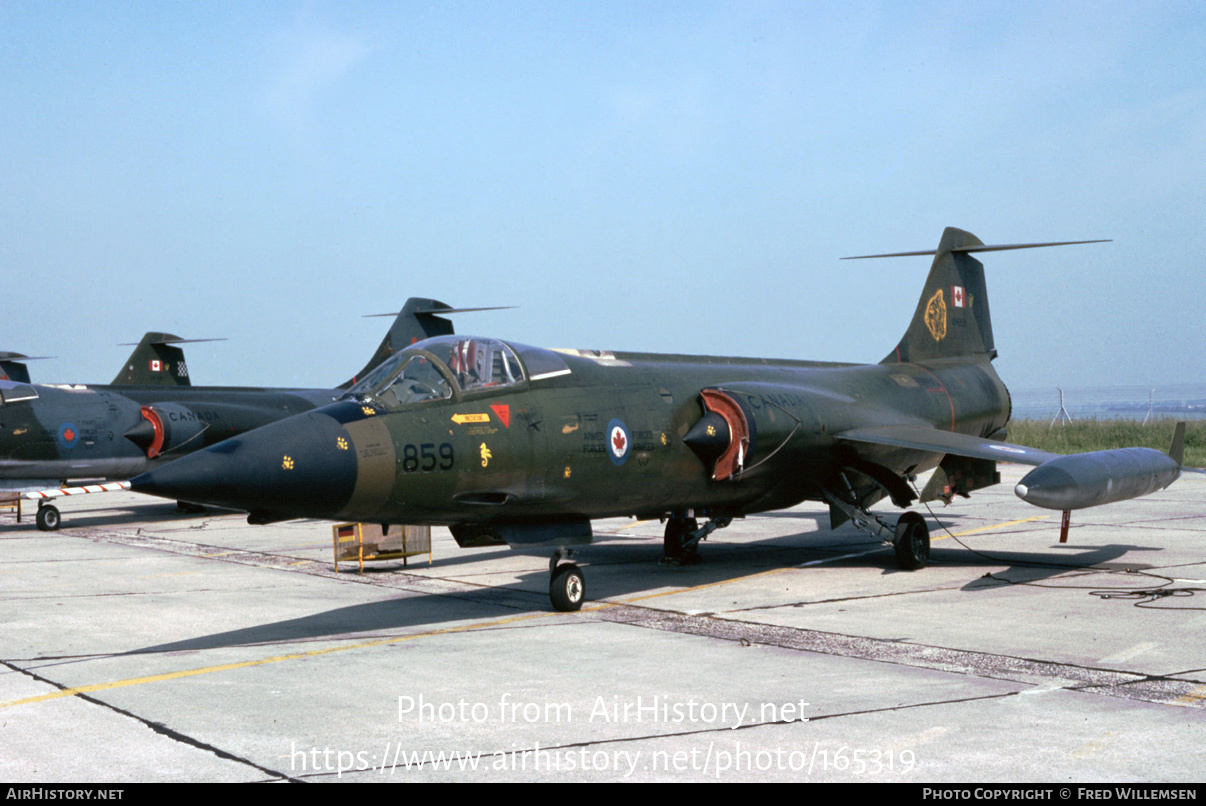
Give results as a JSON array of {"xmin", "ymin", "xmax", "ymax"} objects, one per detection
[{"xmin": 124, "ymin": 515, "xmax": 1164, "ymax": 658}]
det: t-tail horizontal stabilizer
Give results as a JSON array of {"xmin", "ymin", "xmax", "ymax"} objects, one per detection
[
  {"xmin": 0, "ymin": 352, "xmax": 54, "ymax": 384},
  {"xmin": 841, "ymin": 238, "xmax": 1111, "ymax": 260},
  {"xmin": 842, "ymin": 230, "xmax": 1110, "ymax": 365}
]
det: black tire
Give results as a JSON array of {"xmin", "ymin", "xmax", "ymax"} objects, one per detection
[
  {"xmin": 663, "ymin": 517, "xmax": 699, "ymax": 561},
  {"xmin": 36, "ymin": 505, "xmax": 62, "ymax": 532},
  {"xmin": 893, "ymin": 511, "xmax": 929, "ymax": 570},
  {"xmin": 550, "ymin": 564, "xmax": 585, "ymax": 612}
]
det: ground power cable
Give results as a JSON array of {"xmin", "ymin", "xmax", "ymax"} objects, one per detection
[{"xmin": 911, "ymin": 481, "xmax": 1206, "ymax": 611}]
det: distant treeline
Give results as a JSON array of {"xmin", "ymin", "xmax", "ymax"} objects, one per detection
[{"xmin": 1008, "ymin": 418, "xmax": 1206, "ymax": 468}]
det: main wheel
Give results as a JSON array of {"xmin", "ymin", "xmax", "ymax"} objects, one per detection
[
  {"xmin": 550, "ymin": 563, "xmax": 585, "ymax": 612},
  {"xmin": 663, "ymin": 517, "xmax": 699, "ymax": 562},
  {"xmin": 36, "ymin": 504, "xmax": 62, "ymax": 532},
  {"xmin": 893, "ymin": 511, "xmax": 929, "ymax": 570}
]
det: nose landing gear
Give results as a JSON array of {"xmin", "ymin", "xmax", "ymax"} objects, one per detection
[
  {"xmin": 35, "ymin": 502, "xmax": 61, "ymax": 532},
  {"xmin": 549, "ymin": 548, "xmax": 585, "ymax": 612}
]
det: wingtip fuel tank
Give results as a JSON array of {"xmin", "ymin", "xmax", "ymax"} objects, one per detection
[{"xmin": 1015, "ymin": 447, "xmax": 1182, "ymax": 510}]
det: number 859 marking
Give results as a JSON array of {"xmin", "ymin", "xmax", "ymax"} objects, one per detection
[{"xmin": 401, "ymin": 443, "xmax": 454, "ymax": 473}]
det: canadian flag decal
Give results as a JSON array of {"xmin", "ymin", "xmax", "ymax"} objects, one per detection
[
  {"xmin": 952, "ymin": 285, "xmax": 965, "ymax": 308},
  {"xmin": 149, "ymin": 360, "xmax": 162, "ymax": 372}
]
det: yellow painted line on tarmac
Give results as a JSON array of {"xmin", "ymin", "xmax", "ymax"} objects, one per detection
[
  {"xmin": 1068, "ymin": 731, "xmax": 1118, "ymax": 759},
  {"xmin": 616, "ymin": 519, "xmax": 655, "ymax": 532},
  {"xmin": 936, "ymin": 515, "xmax": 1049, "ymax": 542},
  {"xmin": 613, "ymin": 569, "xmax": 790, "ymax": 606},
  {"xmin": 0, "ymin": 611, "xmax": 553, "ymax": 711},
  {"xmin": 1172, "ymin": 684, "xmax": 1206, "ymax": 706}
]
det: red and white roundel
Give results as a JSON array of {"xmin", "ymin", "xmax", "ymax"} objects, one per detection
[{"xmin": 607, "ymin": 419, "xmax": 631, "ymax": 466}]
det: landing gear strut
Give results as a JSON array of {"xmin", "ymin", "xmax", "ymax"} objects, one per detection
[
  {"xmin": 661, "ymin": 513, "xmax": 732, "ymax": 566},
  {"xmin": 548, "ymin": 548, "xmax": 585, "ymax": 612},
  {"xmin": 823, "ymin": 480, "xmax": 930, "ymax": 571},
  {"xmin": 662, "ymin": 516, "xmax": 699, "ymax": 564}
]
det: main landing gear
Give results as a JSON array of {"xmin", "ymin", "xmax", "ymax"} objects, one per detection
[
  {"xmin": 544, "ymin": 513, "xmax": 733, "ymax": 612},
  {"xmin": 893, "ymin": 511, "xmax": 930, "ymax": 570},
  {"xmin": 661, "ymin": 514, "xmax": 732, "ymax": 566},
  {"xmin": 35, "ymin": 502, "xmax": 61, "ymax": 532},
  {"xmin": 823, "ymin": 488, "xmax": 930, "ymax": 570},
  {"xmin": 663, "ymin": 516, "xmax": 699, "ymax": 564}
]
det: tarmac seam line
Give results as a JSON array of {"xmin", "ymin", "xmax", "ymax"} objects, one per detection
[{"xmin": 0, "ymin": 658, "xmax": 299, "ymax": 782}]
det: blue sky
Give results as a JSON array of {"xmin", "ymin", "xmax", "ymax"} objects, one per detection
[{"xmin": 2, "ymin": 1, "xmax": 1203, "ymax": 393}]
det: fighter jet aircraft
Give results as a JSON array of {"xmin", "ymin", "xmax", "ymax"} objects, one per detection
[
  {"xmin": 2, "ymin": 299, "xmax": 495, "ymax": 530},
  {"xmin": 126, "ymin": 228, "xmax": 1203, "ymax": 611}
]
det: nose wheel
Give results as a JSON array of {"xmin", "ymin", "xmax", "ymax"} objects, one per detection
[
  {"xmin": 549, "ymin": 549, "xmax": 585, "ymax": 612},
  {"xmin": 36, "ymin": 503, "xmax": 62, "ymax": 532}
]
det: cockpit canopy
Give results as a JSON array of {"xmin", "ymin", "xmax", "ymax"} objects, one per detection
[
  {"xmin": 346, "ymin": 336, "xmax": 569, "ymax": 409},
  {"xmin": 437, "ymin": 337, "xmax": 523, "ymax": 392}
]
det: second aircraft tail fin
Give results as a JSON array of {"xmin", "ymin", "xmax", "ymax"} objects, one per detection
[{"xmin": 112, "ymin": 333, "xmax": 226, "ymax": 386}]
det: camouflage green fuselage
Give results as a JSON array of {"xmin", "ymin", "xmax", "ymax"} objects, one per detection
[
  {"xmin": 257, "ymin": 348, "xmax": 1010, "ymax": 528},
  {"xmin": 0, "ymin": 383, "xmax": 334, "ymax": 483}
]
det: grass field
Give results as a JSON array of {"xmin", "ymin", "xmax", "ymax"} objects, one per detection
[{"xmin": 1008, "ymin": 418, "xmax": 1206, "ymax": 468}]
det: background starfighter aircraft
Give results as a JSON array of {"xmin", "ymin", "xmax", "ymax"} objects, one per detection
[
  {"xmin": 0, "ymin": 352, "xmax": 55, "ymax": 384},
  {"xmin": 3, "ymin": 299, "xmax": 500, "ymax": 530},
  {"xmin": 129, "ymin": 228, "xmax": 1203, "ymax": 611}
]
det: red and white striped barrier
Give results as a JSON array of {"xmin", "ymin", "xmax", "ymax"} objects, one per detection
[{"xmin": 23, "ymin": 481, "xmax": 132, "ymax": 500}]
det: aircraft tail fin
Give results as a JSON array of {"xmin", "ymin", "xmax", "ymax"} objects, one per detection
[
  {"xmin": 841, "ymin": 228, "xmax": 1109, "ymax": 365},
  {"xmin": 874, "ymin": 228, "xmax": 994, "ymax": 364},
  {"xmin": 0, "ymin": 352, "xmax": 53, "ymax": 384},
  {"xmin": 338, "ymin": 298, "xmax": 457, "ymax": 389},
  {"xmin": 1169, "ymin": 421, "xmax": 1187, "ymax": 466},
  {"xmin": 112, "ymin": 333, "xmax": 226, "ymax": 386},
  {"xmin": 337, "ymin": 299, "xmax": 516, "ymax": 389}
]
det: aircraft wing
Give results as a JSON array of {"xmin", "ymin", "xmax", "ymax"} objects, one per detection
[{"xmin": 837, "ymin": 424, "xmax": 1060, "ymax": 466}]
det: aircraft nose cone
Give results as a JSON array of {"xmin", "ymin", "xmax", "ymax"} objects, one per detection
[
  {"xmin": 683, "ymin": 412, "xmax": 731, "ymax": 463},
  {"xmin": 131, "ymin": 407, "xmax": 363, "ymax": 522}
]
